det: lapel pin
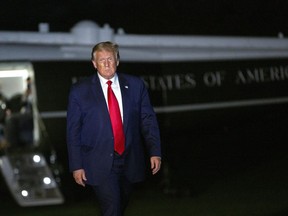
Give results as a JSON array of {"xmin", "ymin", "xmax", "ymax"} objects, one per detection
[{"xmin": 125, "ymin": 86, "xmax": 128, "ymax": 89}]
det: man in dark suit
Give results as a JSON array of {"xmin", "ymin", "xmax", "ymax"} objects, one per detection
[{"xmin": 67, "ymin": 41, "xmax": 161, "ymax": 216}]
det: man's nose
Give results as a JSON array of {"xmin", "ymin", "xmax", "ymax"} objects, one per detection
[{"xmin": 104, "ymin": 60, "xmax": 110, "ymax": 66}]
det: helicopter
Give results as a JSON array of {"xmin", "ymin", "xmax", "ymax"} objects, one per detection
[{"xmin": 0, "ymin": 20, "xmax": 288, "ymax": 206}]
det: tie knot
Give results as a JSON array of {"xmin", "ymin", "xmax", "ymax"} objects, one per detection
[{"xmin": 107, "ymin": 80, "xmax": 112, "ymax": 86}]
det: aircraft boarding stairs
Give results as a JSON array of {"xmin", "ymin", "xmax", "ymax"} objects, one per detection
[
  {"xmin": 0, "ymin": 152, "xmax": 64, "ymax": 206},
  {"xmin": 0, "ymin": 89, "xmax": 64, "ymax": 206}
]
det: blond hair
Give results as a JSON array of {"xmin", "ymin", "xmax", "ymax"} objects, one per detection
[{"xmin": 91, "ymin": 41, "xmax": 120, "ymax": 61}]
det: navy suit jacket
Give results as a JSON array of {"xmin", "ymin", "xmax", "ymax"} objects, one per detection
[{"xmin": 67, "ymin": 72, "xmax": 161, "ymax": 186}]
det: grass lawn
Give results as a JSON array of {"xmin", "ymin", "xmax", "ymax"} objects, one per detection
[{"xmin": 1, "ymin": 155, "xmax": 288, "ymax": 216}]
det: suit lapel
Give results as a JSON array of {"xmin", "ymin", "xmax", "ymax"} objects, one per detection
[
  {"xmin": 91, "ymin": 74, "xmax": 110, "ymax": 117},
  {"xmin": 118, "ymin": 74, "xmax": 130, "ymax": 135}
]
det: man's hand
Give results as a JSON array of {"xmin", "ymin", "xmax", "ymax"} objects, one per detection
[
  {"xmin": 150, "ymin": 156, "xmax": 161, "ymax": 175},
  {"xmin": 73, "ymin": 169, "xmax": 87, "ymax": 187}
]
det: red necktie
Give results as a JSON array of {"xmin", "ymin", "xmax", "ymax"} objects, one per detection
[{"xmin": 107, "ymin": 80, "xmax": 125, "ymax": 155}]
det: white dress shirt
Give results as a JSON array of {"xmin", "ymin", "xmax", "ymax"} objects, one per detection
[{"xmin": 98, "ymin": 73, "xmax": 124, "ymax": 122}]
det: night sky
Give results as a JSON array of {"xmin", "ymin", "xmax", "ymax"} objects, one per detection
[{"xmin": 1, "ymin": 0, "xmax": 288, "ymax": 36}]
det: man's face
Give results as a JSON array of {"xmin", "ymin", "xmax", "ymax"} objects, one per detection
[{"xmin": 92, "ymin": 50, "xmax": 119, "ymax": 79}]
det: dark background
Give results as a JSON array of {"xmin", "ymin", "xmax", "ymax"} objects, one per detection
[{"xmin": 1, "ymin": 0, "xmax": 288, "ymax": 36}]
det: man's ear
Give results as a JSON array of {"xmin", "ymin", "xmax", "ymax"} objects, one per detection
[
  {"xmin": 117, "ymin": 60, "xmax": 119, "ymax": 66},
  {"xmin": 92, "ymin": 60, "xmax": 97, "ymax": 69}
]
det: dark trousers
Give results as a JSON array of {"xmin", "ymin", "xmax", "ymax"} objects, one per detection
[{"xmin": 93, "ymin": 153, "xmax": 133, "ymax": 216}]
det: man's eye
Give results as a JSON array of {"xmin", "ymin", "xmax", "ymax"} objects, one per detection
[{"xmin": 98, "ymin": 59, "xmax": 113, "ymax": 63}]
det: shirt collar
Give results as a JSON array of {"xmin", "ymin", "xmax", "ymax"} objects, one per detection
[{"xmin": 98, "ymin": 73, "xmax": 118, "ymax": 86}]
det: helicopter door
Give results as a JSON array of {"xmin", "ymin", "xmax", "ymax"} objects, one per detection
[{"xmin": 0, "ymin": 62, "xmax": 64, "ymax": 206}]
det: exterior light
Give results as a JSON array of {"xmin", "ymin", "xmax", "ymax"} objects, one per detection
[
  {"xmin": 21, "ymin": 190, "xmax": 29, "ymax": 197},
  {"xmin": 33, "ymin": 155, "xmax": 41, "ymax": 163},
  {"xmin": 43, "ymin": 177, "xmax": 51, "ymax": 185}
]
